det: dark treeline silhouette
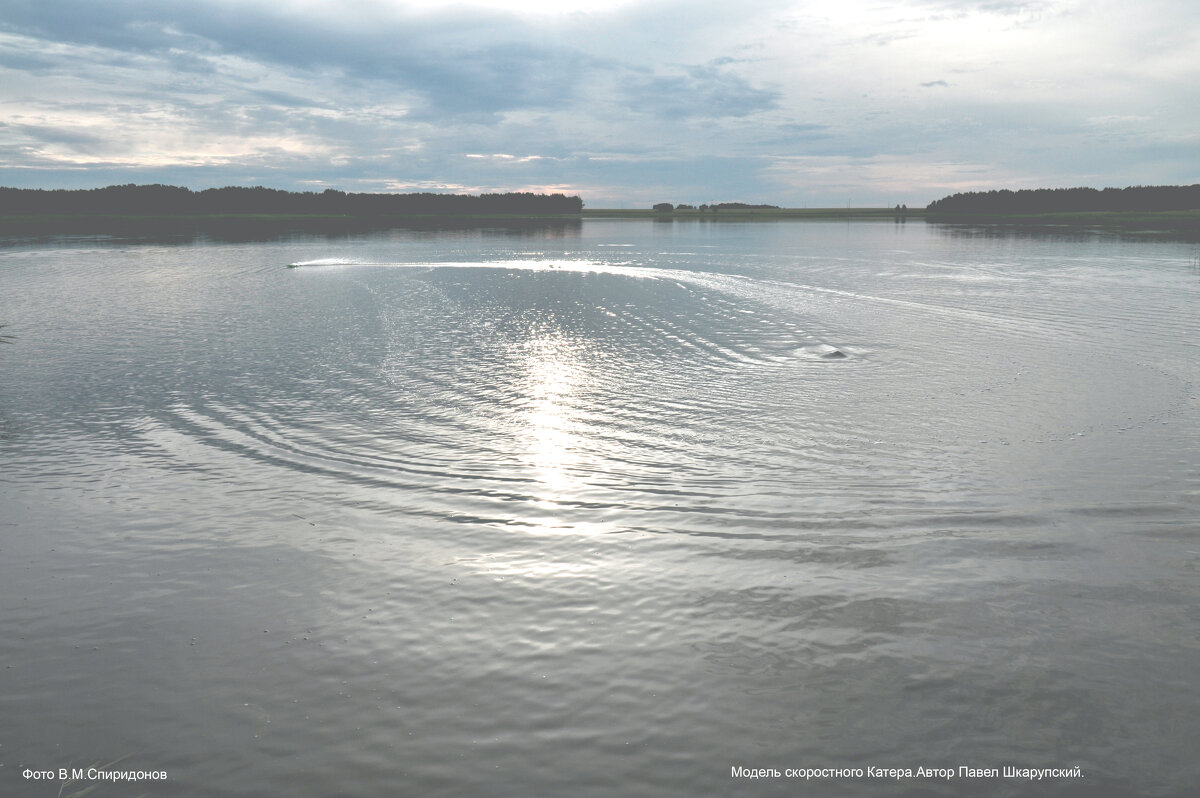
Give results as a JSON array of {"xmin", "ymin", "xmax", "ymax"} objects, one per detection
[
  {"xmin": 0, "ymin": 184, "xmax": 584, "ymax": 216},
  {"xmin": 927, "ymin": 184, "xmax": 1200, "ymax": 215},
  {"xmin": 652, "ymin": 201, "xmax": 781, "ymax": 212},
  {"xmin": 712, "ymin": 202, "xmax": 780, "ymax": 210}
]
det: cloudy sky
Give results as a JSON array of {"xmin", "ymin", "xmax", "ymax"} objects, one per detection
[{"xmin": 1, "ymin": 0, "xmax": 1196, "ymax": 206}]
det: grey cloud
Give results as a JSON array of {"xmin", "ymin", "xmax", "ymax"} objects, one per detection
[
  {"xmin": 621, "ymin": 65, "xmax": 779, "ymax": 120},
  {"xmin": 780, "ymin": 123, "xmax": 832, "ymax": 135},
  {"xmin": 247, "ymin": 89, "xmax": 327, "ymax": 109},
  {"xmin": 743, "ymin": 122, "xmax": 834, "ymax": 149},
  {"xmin": 394, "ymin": 45, "xmax": 592, "ymax": 119},
  {"xmin": 0, "ymin": 47, "xmax": 59, "ymax": 73},
  {"xmin": 2, "ymin": 1, "xmax": 186, "ymax": 52},
  {"xmin": 2, "ymin": 1, "xmax": 590, "ymax": 118},
  {"xmin": 2, "ymin": 122, "xmax": 113, "ymax": 158},
  {"xmin": 161, "ymin": 49, "xmax": 220, "ymax": 76}
]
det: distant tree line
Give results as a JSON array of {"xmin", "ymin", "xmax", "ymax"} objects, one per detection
[
  {"xmin": 653, "ymin": 201, "xmax": 781, "ymax": 212},
  {"xmin": 712, "ymin": 202, "xmax": 781, "ymax": 210},
  {"xmin": 0, "ymin": 184, "xmax": 584, "ymax": 216},
  {"xmin": 926, "ymin": 184, "xmax": 1200, "ymax": 215}
]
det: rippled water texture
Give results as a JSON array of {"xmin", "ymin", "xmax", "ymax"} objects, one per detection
[{"xmin": 2, "ymin": 221, "xmax": 1198, "ymax": 796}]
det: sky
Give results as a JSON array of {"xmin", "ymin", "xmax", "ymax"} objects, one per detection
[{"xmin": 1, "ymin": 0, "xmax": 1197, "ymax": 207}]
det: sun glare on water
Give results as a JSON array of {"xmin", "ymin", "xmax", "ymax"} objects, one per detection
[{"xmin": 518, "ymin": 334, "xmax": 588, "ymax": 498}]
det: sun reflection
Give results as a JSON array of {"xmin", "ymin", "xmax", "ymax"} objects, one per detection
[{"xmin": 518, "ymin": 333, "xmax": 587, "ymax": 499}]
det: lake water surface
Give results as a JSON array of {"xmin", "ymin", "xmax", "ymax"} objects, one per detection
[{"xmin": 1, "ymin": 220, "xmax": 1198, "ymax": 797}]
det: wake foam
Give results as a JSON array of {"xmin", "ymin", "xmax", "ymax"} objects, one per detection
[{"xmin": 287, "ymin": 257, "xmax": 365, "ymax": 268}]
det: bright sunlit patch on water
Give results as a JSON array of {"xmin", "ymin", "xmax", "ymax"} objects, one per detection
[{"xmin": 517, "ymin": 333, "xmax": 589, "ymax": 498}]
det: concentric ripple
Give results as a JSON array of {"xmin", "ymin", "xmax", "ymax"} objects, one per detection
[{"xmin": 2, "ymin": 222, "xmax": 1198, "ymax": 797}]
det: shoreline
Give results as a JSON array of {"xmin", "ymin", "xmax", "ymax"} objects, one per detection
[
  {"xmin": 2, "ymin": 207, "xmax": 1198, "ymax": 238},
  {"xmin": 580, "ymin": 207, "xmax": 920, "ymax": 219},
  {"xmin": 0, "ymin": 207, "xmax": 919, "ymax": 235},
  {"xmin": 0, "ymin": 212, "xmax": 584, "ymax": 239}
]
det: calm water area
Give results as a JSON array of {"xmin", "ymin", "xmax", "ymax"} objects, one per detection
[{"xmin": 1, "ymin": 219, "xmax": 1198, "ymax": 796}]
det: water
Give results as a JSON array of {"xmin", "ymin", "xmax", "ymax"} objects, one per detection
[{"xmin": 1, "ymin": 220, "xmax": 1197, "ymax": 797}]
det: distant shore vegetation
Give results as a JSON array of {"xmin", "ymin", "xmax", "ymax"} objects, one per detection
[
  {"xmin": 653, "ymin": 202, "xmax": 782, "ymax": 213},
  {"xmin": 3, "ymin": 183, "xmax": 1198, "ymax": 237},
  {"xmin": 926, "ymin": 184, "xmax": 1200, "ymax": 215},
  {"xmin": 0, "ymin": 184, "xmax": 584, "ymax": 217}
]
